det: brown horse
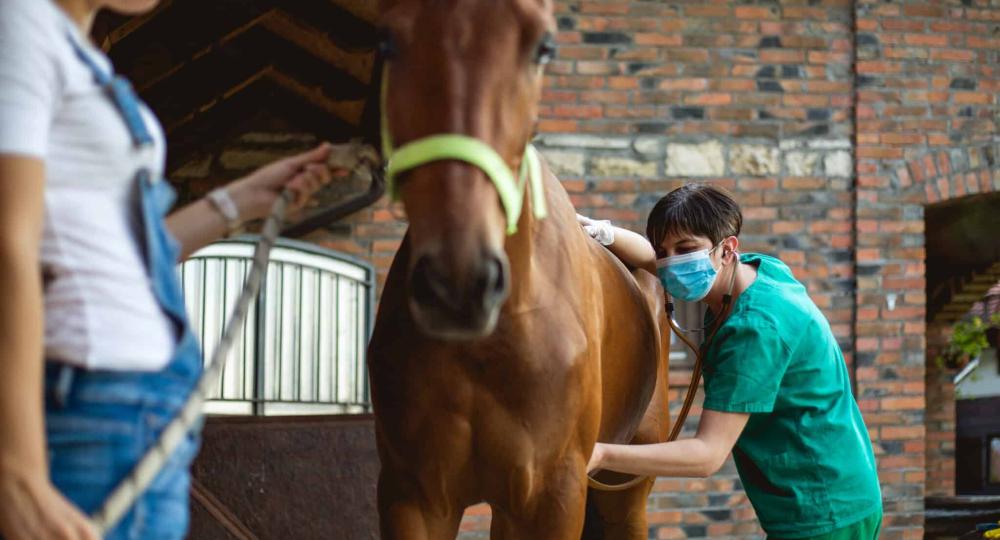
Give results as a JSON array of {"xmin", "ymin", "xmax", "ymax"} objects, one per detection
[{"xmin": 366, "ymin": 0, "xmax": 671, "ymax": 537}]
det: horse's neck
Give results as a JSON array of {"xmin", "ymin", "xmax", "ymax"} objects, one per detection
[
  {"xmin": 503, "ymin": 165, "xmax": 565, "ymax": 313},
  {"xmin": 504, "ymin": 195, "xmax": 538, "ymax": 310}
]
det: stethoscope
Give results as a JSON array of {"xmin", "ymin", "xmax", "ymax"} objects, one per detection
[{"xmin": 587, "ymin": 250, "xmax": 740, "ymax": 492}]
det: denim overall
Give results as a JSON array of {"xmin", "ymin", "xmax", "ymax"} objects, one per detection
[{"xmin": 41, "ymin": 34, "xmax": 204, "ymax": 539}]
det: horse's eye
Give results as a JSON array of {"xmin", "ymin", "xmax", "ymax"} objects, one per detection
[
  {"xmin": 377, "ymin": 28, "xmax": 399, "ymax": 60},
  {"xmin": 534, "ymin": 33, "xmax": 556, "ymax": 65}
]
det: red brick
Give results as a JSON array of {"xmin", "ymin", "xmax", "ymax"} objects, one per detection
[
  {"xmin": 634, "ymin": 33, "xmax": 682, "ymax": 46},
  {"xmin": 902, "ymin": 4, "xmax": 946, "ymax": 17},
  {"xmin": 967, "ymin": 36, "xmax": 1000, "ymax": 49},
  {"xmin": 760, "ymin": 49, "xmax": 805, "ymax": 63},
  {"xmin": 881, "ymin": 133, "xmax": 924, "ymax": 145},
  {"xmin": 954, "ymin": 92, "xmax": 993, "ymax": 105},
  {"xmin": 903, "ymin": 33, "xmax": 948, "ymax": 47},
  {"xmin": 734, "ymin": 6, "xmax": 777, "ymax": 19},
  {"xmin": 657, "ymin": 78, "xmax": 708, "ymax": 91},
  {"xmin": 606, "ymin": 77, "xmax": 638, "ymax": 89},
  {"xmin": 579, "ymin": 2, "xmax": 628, "ymax": 14},
  {"xmin": 537, "ymin": 119, "xmax": 578, "ymax": 132},
  {"xmin": 551, "ymin": 104, "xmax": 602, "ymax": 118},
  {"xmin": 684, "ymin": 5, "xmax": 730, "ymax": 17},
  {"xmin": 684, "ymin": 93, "xmax": 732, "ymax": 106},
  {"xmin": 883, "ymin": 19, "xmax": 925, "ymax": 32},
  {"xmin": 857, "ymin": 60, "xmax": 903, "ymax": 74},
  {"xmin": 930, "ymin": 49, "xmax": 976, "ymax": 61},
  {"xmin": 783, "ymin": 6, "xmax": 826, "ymax": 19}
]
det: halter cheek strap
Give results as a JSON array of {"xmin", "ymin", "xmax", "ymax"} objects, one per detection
[{"xmin": 380, "ymin": 68, "xmax": 547, "ymax": 235}]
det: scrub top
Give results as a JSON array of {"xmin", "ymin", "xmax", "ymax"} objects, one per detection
[{"xmin": 701, "ymin": 253, "xmax": 882, "ymax": 538}]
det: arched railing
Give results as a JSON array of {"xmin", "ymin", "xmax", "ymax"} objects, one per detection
[{"xmin": 180, "ymin": 237, "xmax": 374, "ymax": 416}]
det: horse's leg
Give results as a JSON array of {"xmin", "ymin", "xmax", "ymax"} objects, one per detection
[
  {"xmin": 584, "ymin": 269, "xmax": 671, "ymax": 540},
  {"xmin": 377, "ymin": 469, "xmax": 463, "ymax": 540},
  {"xmin": 582, "ymin": 478, "xmax": 655, "ymax": 540},
  {"xmin": 489, "ymin": 470, "xmax": 588, "ymax": 540}
]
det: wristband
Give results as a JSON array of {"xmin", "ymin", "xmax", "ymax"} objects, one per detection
[{"xmin": 206, "ymin": 187, "xmax": 242, "ymax": 235}]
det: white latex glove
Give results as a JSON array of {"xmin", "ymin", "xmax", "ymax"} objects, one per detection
[{"xmin": 576, "ymin": 213, "xmax": 615, "ymax": 246}]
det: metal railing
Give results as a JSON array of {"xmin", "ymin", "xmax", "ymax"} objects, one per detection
[{"xmin": 179, "ymin": 237, "xmax": 374, "ymax": 416}]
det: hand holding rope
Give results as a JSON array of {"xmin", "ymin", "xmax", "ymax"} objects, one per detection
[{"xmin": 89, "ymin": 141, "xmax": 382, "ymax": 535}]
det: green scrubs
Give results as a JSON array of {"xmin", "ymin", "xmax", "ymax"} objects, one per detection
[{"xmin": 702, "ymin": 253, "xmax": 882, "ymax": 539}]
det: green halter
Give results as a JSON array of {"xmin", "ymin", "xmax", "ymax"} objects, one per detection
[{"xmin": 380, "ymin": 69, "xmax": 547, "ymax": 235}]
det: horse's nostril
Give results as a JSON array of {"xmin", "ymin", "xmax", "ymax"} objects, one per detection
[
  {"xmin": 411, "ymin": 256, "xmax": 441, "ymax": 306},
  {"xmin": 411, "ymin": 253, "xmax": 509, "ymax": 319},
  {"xmin": 411, "ymin": 255, "xmax": 465, "ymax": 313},
  {"xmin": 481, "ymin": 255, "xmax": 509, "ymax": 307}
]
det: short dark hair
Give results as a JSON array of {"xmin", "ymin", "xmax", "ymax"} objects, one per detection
[{"xmin": 645, "ymin": 183, "xmax": 743, "ymax": 249}]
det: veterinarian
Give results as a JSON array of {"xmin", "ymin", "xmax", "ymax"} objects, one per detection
[
  {"xmin": 579, "ymin": 183, "xmax": 882, "ymax": 539},
  {"xmin": 0, "ymin": 0, "xmax": 339, "ymax": 538}
]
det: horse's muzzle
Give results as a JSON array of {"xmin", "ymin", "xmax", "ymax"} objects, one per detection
[{"xmin": 408, "ymin": 251, "xmax": 509, "ymax": 340}]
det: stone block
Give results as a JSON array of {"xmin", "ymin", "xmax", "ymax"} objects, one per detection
[
  {"xmin": 807, "ymin": 138, "xmax": 851, "ymax": 150},
  {"xmin": 536, "ymin": 134, "xmax": 631, "ymax": 150},
  {"xmin": 824, "ymin": 151, "xmax": 854, "ymax": 177},
  {"xmin": 590, "ymin": 156, "xmax": 657, "ymax": 177},
  {"xmin": 665, "ymin": 141, "xmax": 725, "ymax": 177},
  {"xmin": 785, "ymin": 151, "xmax": 822, "ymax": 176},
  {"xmin": 540, "ymin": 149, "xmax": 586, "ymax": 176},
  {"xmin": 632, "ymin": 136, "xmax": 662, "ymax": 157},
  {"xmin": 730, "ymin": 144, "xmax": 780, "ymax": 176}
]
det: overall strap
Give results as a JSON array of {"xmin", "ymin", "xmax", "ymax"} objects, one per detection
[{"xmin": 65, "ymin": 32, "xmax": 154, "ymax": 147}]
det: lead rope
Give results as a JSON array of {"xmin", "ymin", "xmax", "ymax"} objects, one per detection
[
  {"xmin": 90, "ymin": 190, "xmax": 290, "ymax": 534},
  {"xmin": 89, "ymin": 143, "xmax": 381, "ymax": 535},
  {"xmin": 587, "ymin": 258, "xmax": 739, "ymax": 492}
]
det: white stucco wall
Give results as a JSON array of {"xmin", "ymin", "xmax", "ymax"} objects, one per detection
[{"xmin": 957, "ymin": 348, "xmax": 1000, "ymax": 400}]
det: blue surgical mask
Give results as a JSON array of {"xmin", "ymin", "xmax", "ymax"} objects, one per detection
[{"xmin": 656, "ymin": 245, "xmax": 722, "ymax": 302}]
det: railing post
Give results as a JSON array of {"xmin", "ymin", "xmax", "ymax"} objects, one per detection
[{"xmin": 252, "ymin": 270, "xmax": 268, "ymax": 417}]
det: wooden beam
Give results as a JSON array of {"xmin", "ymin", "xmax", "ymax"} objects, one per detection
[
  {"xmin": 327, "ymin": 0, "xmax": 378, "ymax": 24},
  {"xmin": 103, "ymin": 0, "xmax": 174, "ymax": 50},
  {"xmin": 165, "ymin": 66, "xmax": 364, "ymax": 135},
  {"xmin": 259, "ymin": 10, "xmax": 375, "ymax": 84},
  {"xmin": 265, "ymin": 68, "xmax": 366, "ymax": 125}
]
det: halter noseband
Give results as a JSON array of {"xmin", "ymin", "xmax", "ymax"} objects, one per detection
[{"xmin": 380, "ymin": 68, "xmax": 547, "ymax": 235}]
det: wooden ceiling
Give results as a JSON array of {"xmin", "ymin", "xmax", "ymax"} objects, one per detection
[{"xmin": 93, "ymin": 0, "xmax": 379, "ymax": 172}]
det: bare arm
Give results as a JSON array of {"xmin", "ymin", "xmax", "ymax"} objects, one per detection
[
  {"xmin": 605, "ymin": 225, "xmax": 657, "ymax": 275},
  {"xmin": 0, "ymin": 155, "xmax": 97, "ymax": 540},
  {"xmin": 167, "ymin": 144, "xmax": 337, "ymax": 260},
  {"xmin": 587, "ymin": 409, "xmax": 749, "ymax": 478}
]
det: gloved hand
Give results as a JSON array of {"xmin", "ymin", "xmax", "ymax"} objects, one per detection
[{"xmin": 576, "ymin": 213, "xmax": 615, "ymax": 246}]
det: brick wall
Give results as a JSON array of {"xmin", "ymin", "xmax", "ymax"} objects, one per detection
[
  {"xmin": 165, "ymin": 0, "xmax": 1000, "ymax": 538},
  {"xmin": 925, "ymin": 322, "xmax": 957, "ymax": 497},
  {"xmin": 854, "ymin": 2, "xmax": 999, "ymax": 538}
]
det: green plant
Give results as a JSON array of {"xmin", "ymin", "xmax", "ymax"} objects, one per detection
[{"xmin": 937, "ymin": 313, "xmax": 1000, "ymax": 369}]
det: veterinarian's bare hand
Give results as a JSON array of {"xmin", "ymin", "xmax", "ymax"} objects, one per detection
[{"xmin": 587, "ymin": 443, "xmax": 606, "ymax": 473}]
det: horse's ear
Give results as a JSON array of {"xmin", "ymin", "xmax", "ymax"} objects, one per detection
[{"xmin": 360, "ymin": 55, "xmax": 386, "ymax": 157}]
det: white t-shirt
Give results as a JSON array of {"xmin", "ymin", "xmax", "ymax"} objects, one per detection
[{"xmin": 0, "ymin": 0, "xmax": 177, "ymax": 370}]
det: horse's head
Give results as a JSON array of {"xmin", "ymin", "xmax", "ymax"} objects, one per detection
[{"xmin": 379, "ymin": 0, "xmax": 555, "ymax": 340}]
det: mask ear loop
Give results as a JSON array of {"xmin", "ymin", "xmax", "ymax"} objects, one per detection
[{"xmin": 665, "ymin": 241, "xmax": 738, "ymax": 334}]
